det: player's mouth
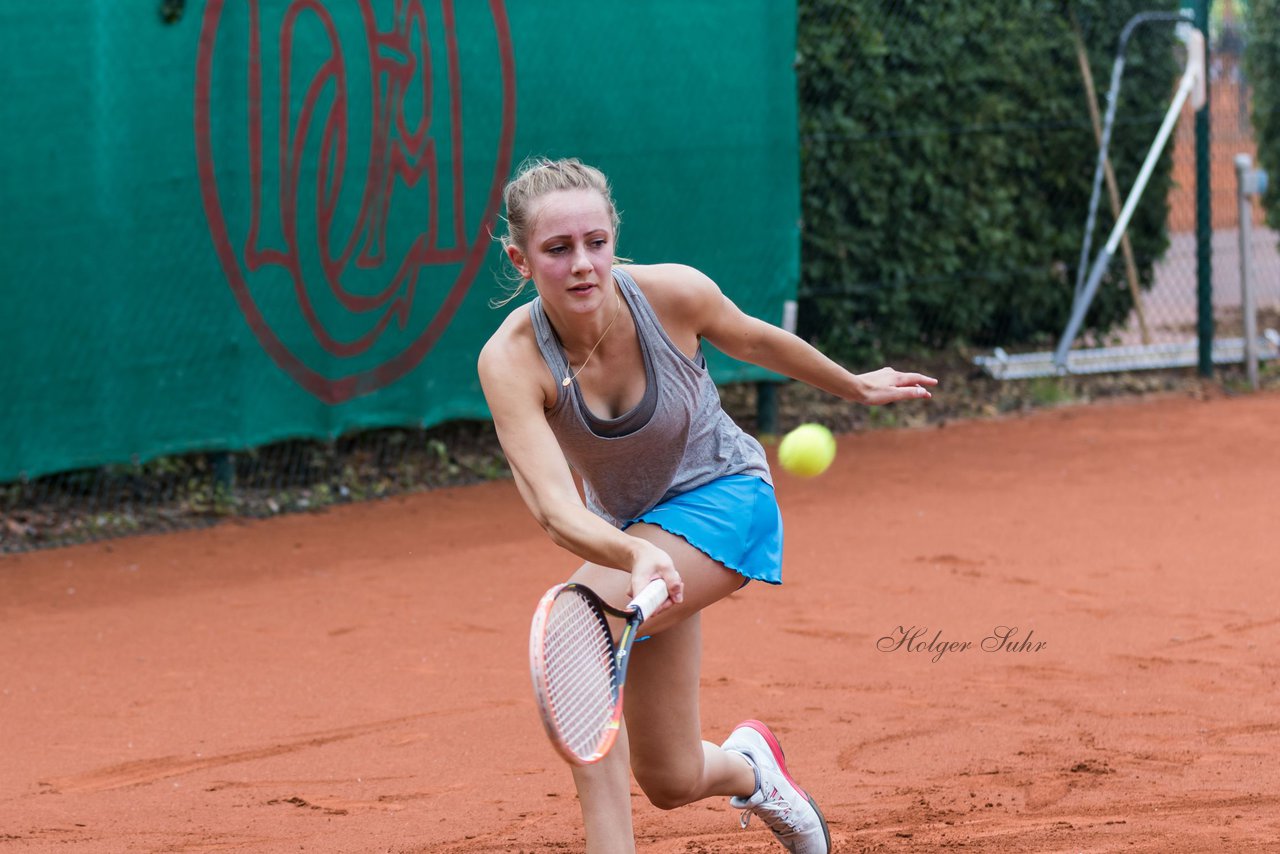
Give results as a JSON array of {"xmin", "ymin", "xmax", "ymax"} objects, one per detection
[{"xmin": 568, "ymin": 282, "xmax": 597, "ymax": 294}]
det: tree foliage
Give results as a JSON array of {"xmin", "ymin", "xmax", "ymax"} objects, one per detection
[
  {"xmin": 1246, "ymin": 0, "xmax": 1280, "ymax": 229},
  {"xmin": 797, "ymin": 0, "xmax": 1181, "ymax": 363}
]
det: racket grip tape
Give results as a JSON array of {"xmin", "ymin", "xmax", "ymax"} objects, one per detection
[{"xmin": 627, "ymin": 578, "xmax": 670, "ymax": 622}]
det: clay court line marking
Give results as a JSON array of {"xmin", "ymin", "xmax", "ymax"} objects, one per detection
[
  {"xmin": 852, "ymin": 792, "xmax": 1280, "ymax": 843},
  {"xmin": 1223, "ymin": 616, "xmax": 1280, "ymax": 635},
  {"xmin": 267, "ymin": 794, "xmax": 405, "ymax": 815},
  {"xmin": 1204, "ymin": 721, "xmax": 1280, "ymax": 744},
  {"xmin": 39, "ymin": 708, "xmax": 504, "ymax": 794},
  {"xmin": 1171, "ymin": 615, "xmax": 1280, "ymax": 647}
]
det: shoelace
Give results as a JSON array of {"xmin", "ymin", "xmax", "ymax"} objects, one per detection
[{"xmin": 738, "ymin": 786, "xmax": 802, "ymax": 837}]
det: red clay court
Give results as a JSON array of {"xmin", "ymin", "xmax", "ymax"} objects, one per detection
[{"xmin": 2, "ymin": 390, "xmax": 1278, "ymax": 852}]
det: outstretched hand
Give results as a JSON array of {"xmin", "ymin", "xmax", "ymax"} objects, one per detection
[{"xmin": 852, "ymin": 367, "xmax": 939, "ymax": 406}]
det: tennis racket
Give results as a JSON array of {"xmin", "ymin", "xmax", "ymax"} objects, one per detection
[{"xmin": 528, "ymin": 577, "xmax": 669, "ymax": 765}]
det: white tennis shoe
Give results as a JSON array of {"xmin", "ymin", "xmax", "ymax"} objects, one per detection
[{"xmin": 721, "ymin": 719, "xmax": 830, "ymax": 854}]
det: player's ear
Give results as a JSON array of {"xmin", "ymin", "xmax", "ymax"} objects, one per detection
[{"xmin": 506, "ymin": 243, "xmax": 531, "ymax": 280}]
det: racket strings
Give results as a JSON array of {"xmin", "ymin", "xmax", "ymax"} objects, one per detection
[{"xmin": 543, "ymin": 592, "xmax": 617, "ymax": 758}]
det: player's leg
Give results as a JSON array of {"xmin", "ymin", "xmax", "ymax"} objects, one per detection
[
  {"xmin": 627, "ymin": 609, "xmax": 760, "ymax": 806},
  {"xmin": 565, "ymin": 526, "xmax": 754, "ymax": 852},
  {"xmin": 616, "ymin": 524, "xmax": 758, "ymax": 808},
  {"xmin": 612, "ymin": 524, "xmax": 831, "ymax": 852},
  {"xmin": 568, "ymin": 719, "xmax": 635, "ymax": 853}
]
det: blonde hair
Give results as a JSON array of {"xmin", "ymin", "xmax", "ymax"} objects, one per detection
[{"xmin": 491, "ymin": 157, "xmax": 623, "ymax": 307}]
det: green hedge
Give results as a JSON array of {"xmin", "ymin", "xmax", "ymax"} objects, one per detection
[
  {"xmin": 797, "ymin": 0, "xmax": 1179, "ymax": 364},
  {"xmin": 1246, "ymin": 0, "xmax": 1280, "ymax": 229}
]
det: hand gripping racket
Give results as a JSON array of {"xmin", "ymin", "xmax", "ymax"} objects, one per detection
[{"xmin": 529, "ymin": 578, "xmax": 669, "ymax": 765}]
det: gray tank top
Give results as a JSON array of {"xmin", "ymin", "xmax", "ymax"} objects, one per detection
[{"xmin": 529, "ymin": 268, "xmax": 771, "ymax": 527}]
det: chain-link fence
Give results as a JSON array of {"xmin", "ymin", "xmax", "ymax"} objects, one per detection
[
  {"xmin": 797, "ymin": 0, "xmax": 1276, "ymax": 376},
  {"xmin": 796, "ymin": 1, "xmax": 1173, "ymax": 364},
  {"xmin": 3, "ymin": 0, "xmax": 1277, "ymax": 553},
  {"xmin": 1201, "ymin": 0, "xmax": 1280, "ymax": 345}
]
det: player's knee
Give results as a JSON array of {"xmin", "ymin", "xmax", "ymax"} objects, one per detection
[
  {"xmin": 641, "ymin": 784, "xmax": 697, "ymax": 811},
  {"xmin": 635, "ymin": 771, "xmax": 700, "ymax": 811}
]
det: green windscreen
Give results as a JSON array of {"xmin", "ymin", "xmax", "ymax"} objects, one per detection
[{"xmin": 0, "ymin": 1, "xmax": 799, "ymax": 482}]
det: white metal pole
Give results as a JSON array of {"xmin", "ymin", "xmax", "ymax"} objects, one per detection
[
  {"xmin": 1235, "ymin": 153, "xmax": 1259, "ymax": 390},
  {"xmin": 1054, "ymin": 58, "xmax": 1200, "ymax": 371}
]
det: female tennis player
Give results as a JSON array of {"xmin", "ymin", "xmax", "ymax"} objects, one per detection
[{"xmin": 478, "ymin": 157, "xmax": 936, "ymax": 853}]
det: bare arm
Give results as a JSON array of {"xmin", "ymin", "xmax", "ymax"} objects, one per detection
[
  {"xmin": 643, "ymin": 265, "xmax": 937, "ymax": 404},
  {"xmin": 476, "ymin": 324, "xmax": 684, "ymax": 605}
]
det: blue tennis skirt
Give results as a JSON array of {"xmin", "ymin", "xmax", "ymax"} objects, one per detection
[{"xmin": 623, "ymin": 474, "xmax": 783, "ymax": 585}]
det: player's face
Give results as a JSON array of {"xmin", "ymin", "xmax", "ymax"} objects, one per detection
[{"xmin": 509, "ymin": 189, "xmax": 615, "ymax": 316}]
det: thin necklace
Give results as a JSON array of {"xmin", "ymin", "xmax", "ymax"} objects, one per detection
[{"xmin": 562, "ymin": 290, "xmax": 623, "ymax": 387}]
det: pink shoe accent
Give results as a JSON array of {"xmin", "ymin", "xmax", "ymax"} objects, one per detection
[{"xmin": 735, "ymin": 719, "xmax": 810, "ymax": 801}]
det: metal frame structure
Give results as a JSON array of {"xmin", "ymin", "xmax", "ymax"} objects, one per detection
[{"xmin": 975, "ymin": 13, "xmax": 1276, "ymax": 381}]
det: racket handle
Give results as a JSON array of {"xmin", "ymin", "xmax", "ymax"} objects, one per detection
[{"xmin": 627, "ymin": 578, "xmax": 669, "ymax": 622}]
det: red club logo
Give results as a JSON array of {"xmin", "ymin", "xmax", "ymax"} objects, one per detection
[{"xmin": 195, "ymin": 0, "xmax": 516, "ymax": 403}]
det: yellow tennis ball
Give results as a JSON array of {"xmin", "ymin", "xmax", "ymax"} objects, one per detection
[{"xmin": 777, "ymin": 423, "xmax": 837, "ymax": 478}]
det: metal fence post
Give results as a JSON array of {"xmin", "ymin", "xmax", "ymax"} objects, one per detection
[
  {"xmin": 756, "ymin": 298, "xmax": 799, "ymax": 437},
  {"xmin": 1235, "ymin": 153, "xmax": 1270, "ymax": 390},
  {"xmin": 1195, "ymin": 0, "xmax": 1214, "ymax": 378}
]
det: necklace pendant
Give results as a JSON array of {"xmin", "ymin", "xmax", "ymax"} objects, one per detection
[{"xmin": 559, "ymin": 290, "xmax": 621, "ymax": 390}]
